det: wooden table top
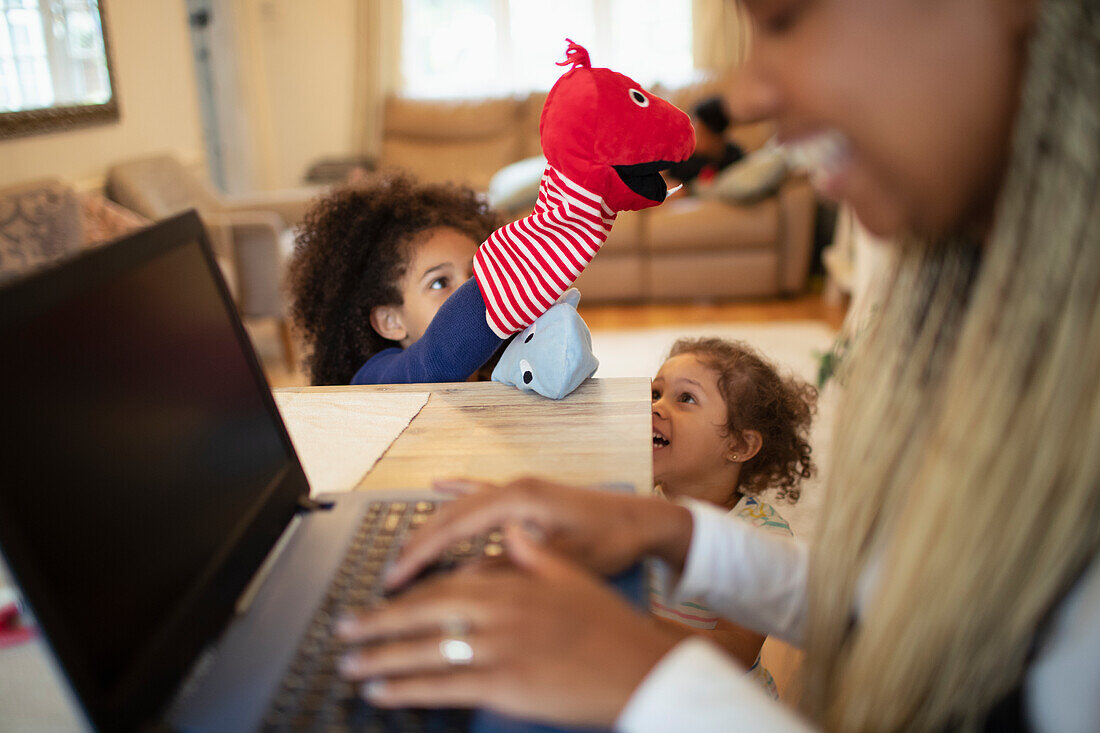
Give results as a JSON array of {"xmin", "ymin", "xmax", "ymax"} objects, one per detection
[{"xmin": 276, "ymin": 377, "xmax": 653, "ymax": 494}]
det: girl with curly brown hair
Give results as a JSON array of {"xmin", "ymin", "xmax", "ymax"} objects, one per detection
[
  {"xmin": 649, "ymin": 337, "xmax": 815, "ymax": 697},
  {"xmin": 285, "ymin": 172, "xmax": 505, "ymax": 386}
]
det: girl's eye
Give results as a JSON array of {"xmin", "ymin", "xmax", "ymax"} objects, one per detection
[
  {"xmin": 428, "ymin": 277, "xmax": 449, "ymax": 291},
  {"xmin": 678, "ymin": 393, "xmax": 697, "ymax": 404},
  {"xmin": 651, "ymin": 390, "xmax": 661, "ymax": 402}
]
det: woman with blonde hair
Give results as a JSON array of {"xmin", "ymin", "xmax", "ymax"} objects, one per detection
[{"xmin": 335, "ymin": 0, "xmax": 1100, "ymax": 729}]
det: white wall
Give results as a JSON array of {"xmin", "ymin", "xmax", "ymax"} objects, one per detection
[
  {"xmin": 0, "ymin": 0, "xmax": 206, "ymax": 191},
  {"xmin": 236, "ymin": 0, "xmax": 358, "ymax": 189}
]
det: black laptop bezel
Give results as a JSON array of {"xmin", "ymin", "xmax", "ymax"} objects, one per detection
[{"xmin": 0, "ymin": 211, "xmax": 311, "ymax": 730}]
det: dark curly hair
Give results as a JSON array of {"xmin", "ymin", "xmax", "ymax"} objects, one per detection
[
  {"xmin": 285, "ymin": 171, "xmax": 503, "ymax": 385},
  {"xmin": 668, "ymin": 337, "xmax": 817, "ymax": 503}
]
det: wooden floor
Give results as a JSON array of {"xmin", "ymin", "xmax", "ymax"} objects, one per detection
[{"xmin": 579, "ymin": 291, "xmax": 847, "ymax": 331}]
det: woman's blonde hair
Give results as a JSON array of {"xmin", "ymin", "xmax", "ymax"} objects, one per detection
[{"xmin": 803, "ymin": 1, "xmax": 1100, "ymax": 729}]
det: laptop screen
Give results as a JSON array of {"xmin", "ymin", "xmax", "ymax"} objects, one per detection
[{"xmin": 0, "ymin": 212, "xmax": 309, "ymax": 729}]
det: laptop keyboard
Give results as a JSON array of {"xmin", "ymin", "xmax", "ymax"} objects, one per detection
[{"xmin": 262, "ymin": 498, "xmax": 496, "ymax": 732}]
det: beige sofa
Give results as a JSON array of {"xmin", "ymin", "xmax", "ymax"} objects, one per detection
[{"xmin": 380, "ymin": 84, "xmax": 816, "ymax": 302}]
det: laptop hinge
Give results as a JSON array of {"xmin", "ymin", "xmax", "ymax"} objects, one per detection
[
  {"xmin": 234, "ymin": 513, "xmax": 305, "ymax": 616},
  {"xmin": 296, "ymin": 495, "xmax": 335, "ymax": 513}
]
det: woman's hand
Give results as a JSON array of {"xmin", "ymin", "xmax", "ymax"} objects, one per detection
[
  {"xmin": 384, "ymin": 477, "xmax": 693, "ymax": 591},
  {"xmin": 337, "ymin": 524, "xmax": 682, "ymax": 727}
]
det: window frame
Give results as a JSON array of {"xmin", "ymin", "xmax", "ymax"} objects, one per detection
[{"xmin": 0, "ymin": 0, "xmax": 119, "ymax": 140}]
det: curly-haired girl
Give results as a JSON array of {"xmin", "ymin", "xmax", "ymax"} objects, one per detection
[
  {"xmin": 286, "ymin": 172, "xmax": 504, "ymax": 385},
  {"xmin": 649, "ymin": 337, "xmax": 816, "ymax": 697}
]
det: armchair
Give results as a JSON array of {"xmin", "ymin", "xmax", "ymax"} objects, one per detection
[{"xmin": 105, "ymin": 154, "xmax": 321, "ymax": 367}]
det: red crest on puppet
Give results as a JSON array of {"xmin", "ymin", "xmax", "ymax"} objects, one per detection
[{"xmin": 538, "ymin": 40, "xmax": 695, "ymax": 213}]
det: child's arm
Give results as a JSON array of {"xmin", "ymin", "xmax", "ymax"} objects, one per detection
[
  {"xmin": 651, "ymin": 615, "xmax": 766, "ymax": 670},
  {"xmin": 351, "ymin": 278, "xmax": 503, "ymax": 385},
  {"xmin": 352, "ymin": 169, "xmax": 613, "ymax": 385}
]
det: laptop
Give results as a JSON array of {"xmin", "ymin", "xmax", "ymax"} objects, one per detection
[{"xmin": 0, "ymin": 211, "xmax": 641, "ymax": 732}]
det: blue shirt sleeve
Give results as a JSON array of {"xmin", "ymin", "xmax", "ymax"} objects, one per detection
[{"xmin": 350, "ymin": 278, "xmax": 504, "ymax": 385}]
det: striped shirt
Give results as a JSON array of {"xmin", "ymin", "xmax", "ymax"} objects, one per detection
[{"xmin": 473, "ymin": 164, "xmax": 616, "ymax": 338}]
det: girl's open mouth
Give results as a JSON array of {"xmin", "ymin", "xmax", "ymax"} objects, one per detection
[{"xmin": 652, "ymin": 430, "xmax": 670, "ymax": 449}]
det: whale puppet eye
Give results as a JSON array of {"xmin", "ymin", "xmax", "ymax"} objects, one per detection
[
  {"xmin": 628, "ymin": 88, "xmax": 649, "ymax": 107},
  {"xmin": 520, "ymin": 358, "xmax": 534, "ymax": 385},
  {"xmin": 523, "ymin": 322, "xmax": 536, "ymax": 343}
]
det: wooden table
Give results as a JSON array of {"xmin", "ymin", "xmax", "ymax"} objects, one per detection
[{"xmin": 276, "ymin": 377, "xmax": 653, "ymax": 493}]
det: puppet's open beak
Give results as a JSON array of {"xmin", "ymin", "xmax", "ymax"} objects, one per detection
[{"xmin": 612, "ymin": 160, "xmax": 678, "ymax": 203}]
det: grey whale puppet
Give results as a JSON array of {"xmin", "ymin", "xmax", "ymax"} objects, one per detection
[{"xmin": 491, "ymin": 288, "xmax": 599, "ymax": 400}]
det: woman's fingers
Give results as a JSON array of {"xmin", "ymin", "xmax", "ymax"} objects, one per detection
[
  {"xmin": 387, "ymin": 477, "xmax": 620, "ymax": 589},
  {"xmin": 340, "ymin": 632, "xmax": 495, "ymax": 679},
  {"xmin": 386, "ymin": 492, "xmax": 537, "ymax": 589},
  {"xmin": 504, "ymin": 521, "xmax": 579, "ymax": 583},
  {"xmin": 336, "ymin": 578, "xmax": 492, "ymax": 643},
  {"xmin": 338, "ymin": 551, "xmax": 674, "ymax": 728},
  {"xmin": 363, "ymin": 668, "xmax": 504, "ymax": 710}
]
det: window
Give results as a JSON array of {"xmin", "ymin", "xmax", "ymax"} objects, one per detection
[
  {"xmin": 0, "ymin": 0, "xmax": 112, "ymax": 113},
  {"xmin": 401, "ymin": 0, "xmax": 696, "ymax": 99}
]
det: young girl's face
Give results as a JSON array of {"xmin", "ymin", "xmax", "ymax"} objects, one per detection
[
  {"xmin": 385, "ymin": 226, "xmax": 479, "ymax": 347},
  {"xmin": 651, "ymin": 353, "xmax": 739, "ymax": 503}
]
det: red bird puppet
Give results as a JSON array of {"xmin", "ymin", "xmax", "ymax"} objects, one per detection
[{"xmin": 474, "ymin": 40, "xmax": 695, "ymax": 337}]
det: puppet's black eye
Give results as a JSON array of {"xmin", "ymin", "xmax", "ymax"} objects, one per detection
[
  {"xmin": 524, "ymin": 332, "xmax": 534, "ymax": 343},
  {"xmin": 629, "ymin": 88, "xmax": 649, "ymax": 107},
  {"xmin": 523, "ymin": 370, "xmax": 533, "ymax": 384}
]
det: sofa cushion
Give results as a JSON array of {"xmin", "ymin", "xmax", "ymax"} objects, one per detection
[
  {"xmin": 646, "ymin": 250, "xmax": 779, "ymax": 300},
  {"xmin": 79, "ymin": 192, "xmax": 149, "ymax": 247},
  {"xmin": 702, "ymin": 146, "xmax": 789, "ymax": 204},
  {"xmin": 384, "ymin": 96, "xmax": 522, "ymax": 140},
  {"xmin": 381, "ymin": 136, "xmax": 522, "ymax": 191},
  {"xmin": 488, "ymin": 155, "xmax": 546, "ymax": 216},
  {"xmin": 573, "ymin": 253, "xmax": 645, "ymax": 302},
  {"xmin": 518, "ymin": 91, "xmax": 547, "ymax": 159},
  {"xmin": 645, "ymin": 196, "xmax": 779, "ymax": 253},
  {"xmin": 0, "ymin": 179, "xmax": 82, "ymax": 284},
  {"xmin": 728, "ymin": 121, "xmax": 775, "ymax": 153},
  {"xmin": 601, "ymin": 210, "xmax": 644, "ymax": 254}
]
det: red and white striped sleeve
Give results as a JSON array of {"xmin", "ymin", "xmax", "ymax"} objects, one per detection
[{"xmin": 473, "ymin": 165, "xmax": 616, "ymax": 338}]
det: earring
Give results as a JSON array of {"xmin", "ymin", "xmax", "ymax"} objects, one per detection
[{"xmin": 729, "ymin": 453, "xmax": 739, "ymax": 462}]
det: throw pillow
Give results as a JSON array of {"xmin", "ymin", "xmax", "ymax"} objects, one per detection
[{"xmin": 701, "ymin": 145, "xmax": 789, "ymax": 204}]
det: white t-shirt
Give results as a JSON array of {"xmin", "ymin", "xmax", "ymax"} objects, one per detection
[{"xmin": 617, "ymin": 499, "xmax": 1100, "ymax": 732}]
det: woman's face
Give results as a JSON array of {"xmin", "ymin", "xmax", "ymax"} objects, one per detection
[{"xmin": 733, "ymin": 0, "xmax": 1033, "ymax": 237}]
